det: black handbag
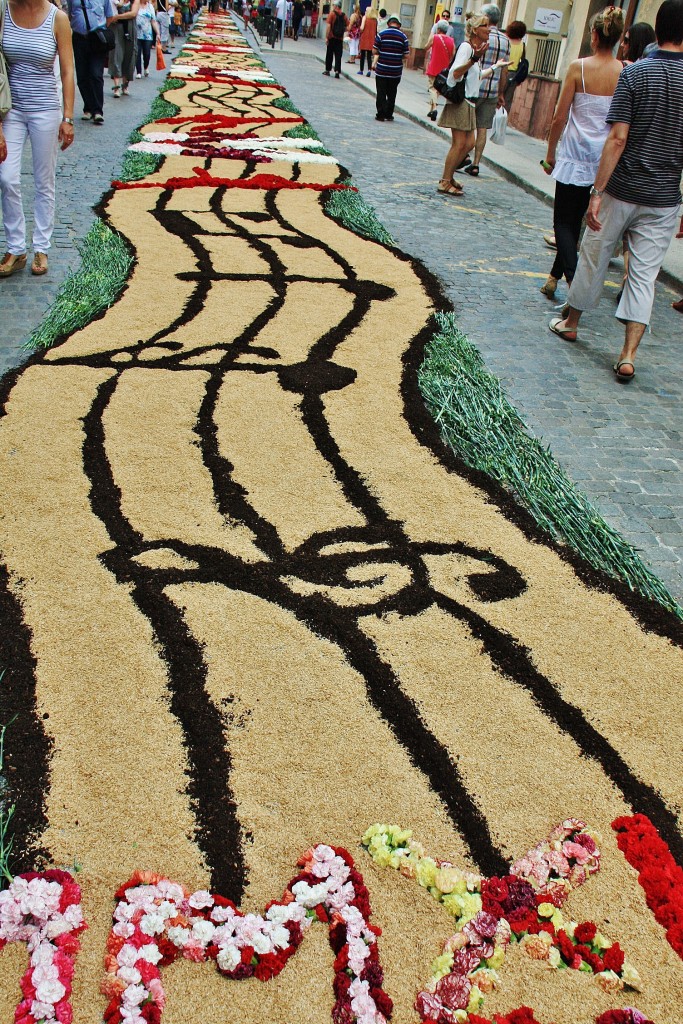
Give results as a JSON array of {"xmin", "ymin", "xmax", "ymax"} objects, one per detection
[
  {"xmin": 79, "ymin": 0, "xmax": 116, "ymax": 54},
  {"xmin": 434, "ymin": 42, "xmax": 473, "ymax": 105}
]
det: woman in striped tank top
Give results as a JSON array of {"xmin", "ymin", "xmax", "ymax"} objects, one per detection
[{"xmin": 0, "ymin": 0, "xmax": 75, "ymax": 276}]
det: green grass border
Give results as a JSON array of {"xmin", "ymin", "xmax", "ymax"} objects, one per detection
[
  {"xmin": 24, "ymin": 220, "xmax": 132, "ymax": 353},
  {"xmin": 419, "ymin": 313, "xmax": 682, "ymax": 618}
]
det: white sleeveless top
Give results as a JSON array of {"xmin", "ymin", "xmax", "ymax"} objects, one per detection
[
  {"xmin": 2, "ymin": 4, "xmax": 60, "ymax": 112},
  {"xmin": 553, "ymin": 59, "xmax": 613, "ymax": 187}
]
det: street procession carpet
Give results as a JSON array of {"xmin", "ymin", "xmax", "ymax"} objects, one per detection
[{"xmin": 0, "ymin": 12, "xmax": 682, "ymax": 1024}]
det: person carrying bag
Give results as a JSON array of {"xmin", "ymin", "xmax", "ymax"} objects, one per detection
[
  {"xmin": 67, "ymin": 0, "xmax": 116, "ymax": 124},
  {"xmin": 436, "ymin": 13, "xmax": 508, "ymax": 196},
  {"xmin": 79, "ymin": 0, "xmax": 115, "ymax": 54}
]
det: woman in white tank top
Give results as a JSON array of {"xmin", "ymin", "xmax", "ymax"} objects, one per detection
[
  {"xmin": 0, "ymin": 0, "xmax": 75, "ymax": 276},
  {"xmin": 539, "ymin": 6, "xmax": 624, "ymax": 299}
]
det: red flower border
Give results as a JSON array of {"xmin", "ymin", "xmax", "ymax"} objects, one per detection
[{"xmin": 613, "ymin": 813, "xmax": 683, "ymax": 960}]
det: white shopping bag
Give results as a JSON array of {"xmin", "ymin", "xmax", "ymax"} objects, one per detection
[{"xmin": 490, "ymin": 106, "xmax": 508, "ymax": 146}]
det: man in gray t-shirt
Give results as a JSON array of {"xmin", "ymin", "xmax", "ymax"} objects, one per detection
[{"xmin": 549, "ymin": 0, "xmax": 683, "ymax": 383}]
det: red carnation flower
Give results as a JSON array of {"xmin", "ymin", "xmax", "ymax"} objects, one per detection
[
  {"xmin": 156, "ymin": 937, "xmax": 180, "ymax": 964},
  {"xmin": 315, "ymin": 904, "xmax": 329, "ymax": 923},
  {"xmin": 484, "ymin": 877, "xmax": 509, "ymax": 903},
  {"xmin": 556, "ymin": 930, "xmax": 576, "ymax": 964},
  {"xmin": 574, "ymin": 922, "xmax": 597, "ymax": 945},
  {"xmin": 54, "ymin": 933, "xmax": 81, "ymax": 955},
  {"xmin": 333, "ymin": 947, "xmax": 349, "ymax": 973},
  {"xmin": 481, "ymin": 895, "xmax": 505, "ymax": 919},
  {"xmin": 334, "ymin": 847, "xmax": 355, "ymax": 868},
  {"xmin": 334, "ymin": 972, "xmax": 351, "ymax": 999},
  {"xmin": 240, "ymin": 945, "xmax": 255, "ymax": 965},
  {"xmin": 602, "ymin": 942, "xmax": 625, "ymax": 973},
  {"xmin": 212, "ymin": 894, "xmax": 237, "ymax": 910},
  {"xmin": 254, "ymin": 953, "xmax": 283, "ymax": 981},
  {"xmin": 370, "ymin": 988, "xmax": 393, "ymax": 1018},
  {"xmin": 329, "ymin": 922, "xmax": 348, "ymax": 954}
]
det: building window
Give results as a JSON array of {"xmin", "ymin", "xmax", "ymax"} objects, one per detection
[
  {"xmin": 400, "ymin": 2, "xmax": 416, "ymax": 29},
  {"xmin": 532, "ymin": 35, "xmax": 562, "ymax": 76}
]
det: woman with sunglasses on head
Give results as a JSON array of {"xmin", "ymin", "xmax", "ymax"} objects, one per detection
[{"xmin": 540, "ymin": 5, "xmax": 624, "ymax": 301}]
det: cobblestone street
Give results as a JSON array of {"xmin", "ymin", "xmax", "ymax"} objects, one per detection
[{"xmin": 0, "ymin": 40, "xmax": 681, "ymax": 602}]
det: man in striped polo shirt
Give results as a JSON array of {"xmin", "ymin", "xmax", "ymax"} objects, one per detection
[
  {"xmin": 550, "ymin": 0, "xmax": 683, "ymax": 383},
  {"xmin": 372, "ymin": 12, "xmax": 409, "ymax": 121}
]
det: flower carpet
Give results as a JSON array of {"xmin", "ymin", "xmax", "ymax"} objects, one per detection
[{"xmin": 0, "ymin": 13, "xmax": 681, "ymax": 1024}]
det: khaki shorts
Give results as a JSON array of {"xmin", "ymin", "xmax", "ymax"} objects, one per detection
[{"xmin": 475, "ymin": 95, "xmax": 498, "ymax": 129}]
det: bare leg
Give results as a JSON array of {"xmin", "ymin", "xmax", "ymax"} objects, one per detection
[
  {"xmin": 441, "ymin": 129, "xmax": 474, "ymax": 186},
  {"xmin": 615, "ymin": 320, "xmax": 646, "ymax": 377},
  {"xmin": 471, "ymin": 126, "xmax": 487, "ymax": 169}
]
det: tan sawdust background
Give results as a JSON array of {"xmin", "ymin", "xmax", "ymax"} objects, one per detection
[{"xmin": 0, "ymin": 16, "xmax": 681, "ymax": 1024}]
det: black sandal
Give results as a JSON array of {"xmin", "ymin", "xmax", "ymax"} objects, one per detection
[{"xmin": 465, "ymin": 164, "xmax": 480, "ymax": 176}]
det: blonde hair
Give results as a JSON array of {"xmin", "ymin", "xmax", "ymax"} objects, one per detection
[
  {"xmin": 465, "ymin": 13, "xmax": 489, "ymax": 37},
  {"xmin": 590, "ymin": 5, "xmax": 624, "ymax": 47}
]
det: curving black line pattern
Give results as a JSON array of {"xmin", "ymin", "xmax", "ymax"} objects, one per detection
[
  {"xmin": 0, "ymin": 564, "xmax": 53, "ymax": 874},
  {"xmin": 74, "ymin": 183, "xmax": 683, "ymax": 884},
  {"xmin": 1, "ymin": 32, "xmax": 681, "ymax": 903}
]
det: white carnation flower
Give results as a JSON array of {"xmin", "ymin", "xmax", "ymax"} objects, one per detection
[
  {"xmin": 167, "ymin": 926, "xmax": 191, "ymax": 948},
  {"xmin": 136, "ymin": 944, "xmax": 163, "ymax": 965},
  {"xmin": 291, "ymin": 881, "xmax": 329, "ymax": 909},
  {"xmin": 192, "ymin": 919, "xmax": 215, "ymax": 944},
  {"xmin": 117, "ymin": 944, "xmax": 141, "ymax": 968},
  {"xmin": 117, "ymin": 966, "xmax": 142, "ymax": 986},
  {"xmin": 216, "ymin": 944, "xmax": 241, "ymax": 972},
  {"xmin": 122, "ymin": 984, "xmax": 147, "ymax": 1008},
  {"xmin": 189, "ymin": 890, "xmax": 214, "ymax": 910},
  {"xmin": 140, "ymin": 913, "xmax": 166, "ymax": 936}
]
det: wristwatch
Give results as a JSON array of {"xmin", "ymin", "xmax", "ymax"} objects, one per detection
[
  {"xmin": 589, "ymin": 185, "xmax": 604, "ymax": 197},
  {"xmin": 62, "ymin": 117, "xmax": 74, "ymax": 125}
]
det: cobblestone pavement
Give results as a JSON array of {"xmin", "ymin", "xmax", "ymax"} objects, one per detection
[
  {"xmin": 0, "ymin": 66, "xmax": 161, "ymax": 379},
  {"xmin": 264, "ymin": 50, "xmax": 683, "ymax": 603},
  {"xmin": 1, "ymin": 45, "xmax": 680, "ymax": 602}
]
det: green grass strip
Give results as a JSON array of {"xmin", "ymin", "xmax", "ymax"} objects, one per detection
[
  {"xmin": 325, "ymin": 184, "xmax": 394, "ymax": 245},
  {"xmin": 419, "ymin": 312, "xmax": 682, "ymax": 618},
  {"xmin": 150, "ymin": 76, "xmax": 185, "ymax": 120},
  {"xmin": 24, "ymin": 221, "xmax": 132, "ymax": 352}
]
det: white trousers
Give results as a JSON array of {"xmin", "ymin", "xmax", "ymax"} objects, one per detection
[
  {"xmin": 0, "ymin": 107, "xmax": 62, "ymax": 256},
  {"xmin": 568, "ymin": 193, "xmax": 681, "ymax": 326}
]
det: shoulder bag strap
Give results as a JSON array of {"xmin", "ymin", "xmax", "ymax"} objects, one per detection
[
  {"xmin": 79, "ymin": 0, "xmax": 93, "ymax": 31},
  {"xmin": 0, "ymin": 0, "xmax": 7, "ymax": 44}
]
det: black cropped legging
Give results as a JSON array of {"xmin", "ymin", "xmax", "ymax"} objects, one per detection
[
  {"xmin": 360, "ymin": 48, "xmax": 373, "ymax": 73},
  {"xmin": 550, "ymin": 180, "xmax": 591, "ymax": 284}
]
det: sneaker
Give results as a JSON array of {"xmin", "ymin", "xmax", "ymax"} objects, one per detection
[
  {"xmin": 357, "ymin": 69, "xmax": 363, "ymax": 75},
  {"xmin": 334, "ymin": 72, "xmax": 340, "ymax": 78},
  {"xmin": 81, "ymin": 111, "xmax": 93, "ymax": 120},
  {"xmin": 366, "ymin": 71, "xmax": 371, "ymax": 77},
  {"xmin": 322, "ymin": 70, "xmax": 330, "ymax": 76},
  {"xmin": 375, "ymin": 114, "xmax": 385, "ymax": 121},
  {"xmin": 0, "ymin": 252, "xmax": 27, "ymax": 278},
  {"xmin": 136, "ymin": 73, "xmax": 142, "ymax": 79},
  {"xmin": 144, "ymin": 69, "xmax": 149, "ymax": 76},
  {"xmin": 93, "ymin": 113, "xmax": 104, "ymax": 124}
]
